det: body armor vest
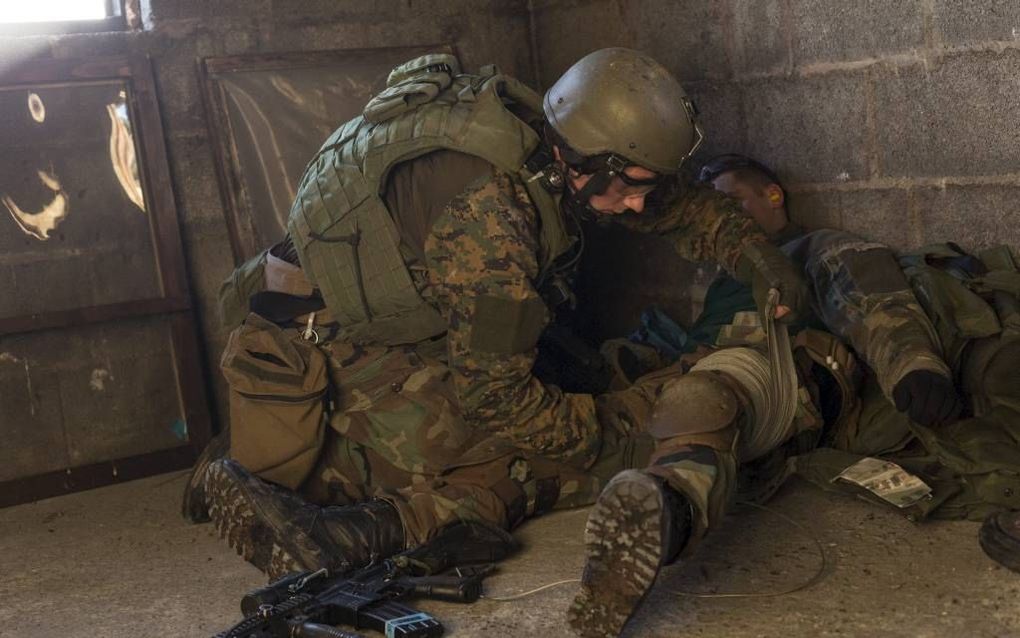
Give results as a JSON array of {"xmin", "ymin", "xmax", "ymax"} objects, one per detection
[{"xmin": 286, "ymin": 54, "xmax": 573, "ymax": 346}]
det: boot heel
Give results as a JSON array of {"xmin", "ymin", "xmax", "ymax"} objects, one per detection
[{"xmin": 568, "ymin": 470, "xmax": 668, "ymax": 638}]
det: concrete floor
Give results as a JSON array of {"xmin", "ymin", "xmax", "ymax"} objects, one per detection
[{"xmin": 2, "ymin": 472, "xmax": 1019, "ymax": 638}]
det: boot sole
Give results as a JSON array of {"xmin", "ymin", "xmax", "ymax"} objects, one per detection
[
  {"xmin": 979, "ymin": 512, "xmax": 1020, "ymax": 574},
  {"xmin": 568, "ymin": 470, "xmax": 666, "ymax": 638},
  {"xmin": 204, "ymin": 461, "xmax": 314, "ymax": 579}
]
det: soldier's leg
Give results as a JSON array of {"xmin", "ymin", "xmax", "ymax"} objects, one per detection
[
  {"xmin": 204, "ymin": 341, "xmax": 455, "ymax": 577},
  {"xmin": 203, "ymin": 458, "xmax": 405, "ymax": 579},
  {"xmin": 568, "ymin": 368, "xmax": 743, "ymax": 637},
  {"xmin": 785, "ymin": 229, "xmax": 951, "ymax": 397}
]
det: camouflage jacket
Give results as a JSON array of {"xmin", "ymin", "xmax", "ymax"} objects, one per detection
[{"xmin": 424, "ymin": 171, "xmax": 766, "ymax": 468}]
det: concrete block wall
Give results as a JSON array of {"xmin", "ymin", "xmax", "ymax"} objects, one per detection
[
  {"xmin": 532, "ymin": 0, "xmax": 1020, "ymax": 252},
  {"xmin": 0, "ymin": 0, "xmax": 536, "ymax": 430}
]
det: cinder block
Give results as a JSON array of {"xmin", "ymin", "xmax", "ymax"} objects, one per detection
[
  {"xmin": 146, "ymin": 0, "xmax": 270, "ymax": 23},
  {"xmin": 164, "ymin": 134, "xmax": 226, "ymax": 227},
  {"xmin": 872, "ymin": 50, "xmax": 1020, "ymax": 178},
  {"xmin": 731, "ymin": 0, "xmax": 789, "ymax": 75},
  {"xmin": 788, "ymin": 189, "xmax": 912, "ymax": 249},
  {"xmin": 743, "ymin": 71, "xmax": 871, "ymax": 184},
  {"xmin": 790, "ymin": 0, "xmax": 925, "ymax": 65},
  {"xmin": 50, "ymin": 31, "xmax": 138, "ymax": 60},
  {"xmin": 914, "ymin": 184, "xmax": 1020, "ymax": 250},
  {"xmin": 834, "ymin": 188, "xmax": 912, "ymax": 250},
  {"xmin": 933, "ymin": 0, "xmax": 1020, "ymax": 47},
  {"xmin": 787, "ymin": 190, "xmax": 842, "ymax": 231},
  {"xmin": 534, "ymin": 0, "xmax": 730, "ymax": 85},
  {"xmin": 151, "ymin": 44, "xmax": 206, "ymax": 135},
  {"xmin": 180, "ymin": 219, "xmax": 237, "ymax": 309},
  {"xmin": 0, "ymin": 36, "xmax": 52, "ymax": 75},
  {"xmin": 617, "ymin": 0, "xmax": 733, "ymax": 82},
  {"xmin": 686, "ymin": 80, "xmax": 746, "ymax": 161},
  {"xmin": 443, "ymin": 7, "xmax": 536, "ymax": 83},
  {"xmin": 530, "ymin": 0, "xmax": 632, "ymax": 88}
]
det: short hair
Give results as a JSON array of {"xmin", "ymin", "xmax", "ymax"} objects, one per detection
[{"xmin": 698, "ymin": 154, "xmax": 784, "ymax": 192}]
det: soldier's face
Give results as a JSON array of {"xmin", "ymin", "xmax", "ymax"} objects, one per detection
[
  {"xmin": 571, "ymin": 165, "xmax": 660, "ymax": 215},
  {"xmin": 711, "ymin": 171, "xmax": 789, "ymax": 235}
]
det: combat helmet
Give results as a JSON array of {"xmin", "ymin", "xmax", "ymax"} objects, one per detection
[{"xmin": 542, "ymin": 48, "xmax": 703, "ymax": 211}]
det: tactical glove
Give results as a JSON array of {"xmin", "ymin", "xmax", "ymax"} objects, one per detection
[
  {"xmin": 892, "ymin": 369, "xmax": 963, "ymax": 427},
  {"xmin": 735, "ymin": 241, "xmax": 810, "ymax": 325}
]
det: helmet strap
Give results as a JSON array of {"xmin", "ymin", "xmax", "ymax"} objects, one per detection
[
  {"xmin": 525, "ymin": 143, "xmax": 566, "ymax": 193},
  {"xmin": 563, "ymin": 153, "xmax": 635, "ymax": 218},
  {"xmin": 564, "ymin": 165, "xmax": 615, "ymax": 219}
]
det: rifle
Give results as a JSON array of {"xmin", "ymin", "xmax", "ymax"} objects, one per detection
[{"xmin": 213, "ymin": 520, "xmax": 517, "ymax": 638}]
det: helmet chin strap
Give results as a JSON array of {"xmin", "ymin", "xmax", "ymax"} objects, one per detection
[{"xmin": 563, "ymin": 154, "xmax": 629, "ymax": 219}]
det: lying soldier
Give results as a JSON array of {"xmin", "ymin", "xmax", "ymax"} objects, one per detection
[{"xmin": 569, "ymin": 153, "xmax": 1020, "ymax": 636}]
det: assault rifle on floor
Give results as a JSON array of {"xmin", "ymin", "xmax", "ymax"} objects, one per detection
[{"xmin": 213, "ymin": 521, "xmax": 517, "ymax": 638}]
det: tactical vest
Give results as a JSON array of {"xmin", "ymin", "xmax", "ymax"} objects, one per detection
[{"xmin": 286, "ymin": 53, "xmax": 573, "ymax": 346}]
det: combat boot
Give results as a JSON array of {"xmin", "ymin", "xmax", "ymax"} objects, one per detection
[
  {"xmin": 568, "ymin": 469, "xmax": 693, "ymax": 638},
  {"xmin": 979, "ymin": 511, "xmax": 1020, "ymax": 574},
  {"xmin": 180, "ymin": 429, "xmax": 230, "ymax": 523},
  {"xmin": 204, "ymin": 459, "xmax": 404, "ymax": 580}
]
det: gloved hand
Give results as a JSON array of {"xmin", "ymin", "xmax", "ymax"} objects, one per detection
[
  {"xmin": 892, "ymin": 369, "xmax": 963, "ymax": 427},
  {"xmin": 735, "ymin": 241, "xmax": 810, "ymax": 325}
]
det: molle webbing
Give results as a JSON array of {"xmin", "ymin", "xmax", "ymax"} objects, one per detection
[{"xmin": 286, "ymin": 55, "xmax": 570, "ymax": 346}]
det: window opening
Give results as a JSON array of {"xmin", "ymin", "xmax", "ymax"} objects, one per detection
[{"xmin": 0, "ymin": 1, "xmax": 112, "ymax": 23}]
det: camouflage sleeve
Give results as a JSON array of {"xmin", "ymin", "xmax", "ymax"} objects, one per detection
[
  {"xmin": 424, "ymin": 171, "xmax": 601, "ymax": 468},
  {"xmin": 616, "ymin": 183, "xmax": 767, "ymax": 274},
  {"xmin": 786, "ymin": 229, "xmax": 951, "ymax": 397}
]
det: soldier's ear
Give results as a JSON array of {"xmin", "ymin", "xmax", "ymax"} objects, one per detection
[{"xmin": 766, "ymin": 184, "xmax": 785, "ymax": 208}]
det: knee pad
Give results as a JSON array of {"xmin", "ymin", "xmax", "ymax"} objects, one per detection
[{"xmin": 648, "ymin": 371, "xmax": 740, "ymax": 449}]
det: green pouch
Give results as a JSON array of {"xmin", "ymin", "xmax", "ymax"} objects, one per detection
[
  {"xmin": 363, "ymin": 53, "xmax": 460, "ymax": 124},
  {"xmin": 221, "ymin": 313, "xmax": 329, "ymax": 490}
]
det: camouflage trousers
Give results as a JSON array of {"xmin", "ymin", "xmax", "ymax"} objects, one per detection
[
  {"xmin": 293, "ymin": 333, "xmax": 813, "ymax": 554},
  {"xmin": 782, "ymin": 228, "xmax": 950, "ymax": 397}
]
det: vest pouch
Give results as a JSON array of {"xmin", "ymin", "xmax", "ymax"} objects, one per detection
[
  {"xmin": 363, "ymin": 74, "xmax": 452, "ymax": 124},
  {"xmin": 363, "ymin": 53, "xmax": 460, "ymax": 124},
  {"xmin": 385, "ymin": 53, "xmax": 460, "ymax": 87},
  {"xmin": 222, "ymin": 313, "xmax": 330, "ymax": 490}
]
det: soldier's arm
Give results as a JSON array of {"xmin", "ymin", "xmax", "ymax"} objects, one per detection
[
  {"xmin": 619, "ymin": 184, "xmax": 767, "ymax": 273},
  {"xmin": 619, "ymin": 184, "xmax": 810, "ymax": 323},
  {"xmin": 424, "ymin": 171, "xmax": 601, "ymax": 468}
]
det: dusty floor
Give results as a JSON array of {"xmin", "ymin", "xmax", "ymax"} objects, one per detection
[{"xmin": 1, "ymin": 471, "xmax": 1018, "ymax": 638}]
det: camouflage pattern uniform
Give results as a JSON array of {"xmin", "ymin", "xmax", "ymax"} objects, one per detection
[
  {"xmin": 294, "ymin": 170, "xmax": 767, "ymax": 548},
  {"xmin": 652, "ymin": 224, "xmax": 1020, "ymax": 522},
  {"xmin": 779, "ymin": 227, "xmax": 950, "ymax": 399},
  {"xmin": 780, "ymin": 228, "xmax": 1020, "ymax": 521}
]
